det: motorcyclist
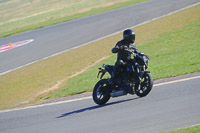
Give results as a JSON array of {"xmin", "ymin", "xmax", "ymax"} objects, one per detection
[{"xmin": 111, "ymin": 29, "xmax": 138, "ymax": 87}]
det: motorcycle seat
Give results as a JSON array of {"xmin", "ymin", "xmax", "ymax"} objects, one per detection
[{"xmin": 106, "ymin": 65, "xmax": 115, "ymax": 70}]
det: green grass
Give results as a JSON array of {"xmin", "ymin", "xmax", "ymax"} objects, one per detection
[
  {"xmin": 0, "ymin": 0, "xmax": 147, "ymax": 38},
  {"xmin": 160, "ymin": 125, "xmax": 200, "ymax": 133},
  {"xmin": 0, "ymin": 4, "xmax": 199, "ymax": 110},
  {"xmin": 139, "ymin": 21, "xmax": 200, "ymax": 79},
  {"xmin": 40, "ymin": 16, "xmax": 200, "ymax": 100}
]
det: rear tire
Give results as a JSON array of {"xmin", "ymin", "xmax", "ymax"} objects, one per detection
[
  {"xmin": 93, "ymin": 79, "xmax": 110, "ymax": 105},
  {"xmin": 135, "ymin": 72, "xmax": 153, "ymax": 97}
]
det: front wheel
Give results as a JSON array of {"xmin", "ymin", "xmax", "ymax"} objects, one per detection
[
  {"xmin": 135, "ymin": 72, "xmax": 153, "ymax": 97},
  {"xmin": 93, "ymin": 79, "xmax": 110, "ymax": 105}
]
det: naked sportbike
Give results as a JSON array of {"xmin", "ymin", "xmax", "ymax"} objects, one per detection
[{"xmin": 93, "ymin": 51, "xmax": 153, "ymax": 105}]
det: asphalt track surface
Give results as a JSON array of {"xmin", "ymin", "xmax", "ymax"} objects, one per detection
[
  {"xmin": 0, "ymin": 75, "xmax": 200, "ymax": 133},
  {"xmin": 0, "ymin": 0, "xmax": 199, "ymax": 75}
]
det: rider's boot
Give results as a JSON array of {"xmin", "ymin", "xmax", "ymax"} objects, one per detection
[
  {"xmin": 109, "ymin": 70, "xmax": 119, "ymax": 88},
  {"xmin": 109, "ymin": 73, "xmax": 116, "ymax": 87}
]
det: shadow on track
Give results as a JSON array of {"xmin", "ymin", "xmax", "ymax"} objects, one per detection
[{"xmin": 56, "ymin": 97, "xmax": 139, "ymax": 118}]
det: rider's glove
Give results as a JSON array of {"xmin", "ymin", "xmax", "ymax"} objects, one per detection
[{"xmin": 120, "ymin": 45, "xmax": 128, "ymax": 51}]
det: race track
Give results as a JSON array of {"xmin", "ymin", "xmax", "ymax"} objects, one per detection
[
  {"xmin": 0, "ymin": 0, "xmax": 199, "ymax": 75},
  {"xmin": 0, "ymin": 75, "xmax": 200, "ymax": 133}
]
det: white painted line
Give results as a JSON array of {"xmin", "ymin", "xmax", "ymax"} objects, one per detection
[
  {"xmin": 167, "ymin": 123, "xmax": 200, "ymax": 132},
  {"xmin": 154, "ymin": 75, "xmax": 200, "ymax": 87},
  {"xmin": 0, "ymin": 96, "xmax": 92, "ymax": 113},
  {"xmin": 0, "ymin": 39, "xmax": 34, "ymax": 53},
  {"xmin": 0, "ymin": 74, "xmax": 199, "ymax": 113},
  {"xmin": 0, "ymin": 2, "xmax": 199, "ymax": 76}
]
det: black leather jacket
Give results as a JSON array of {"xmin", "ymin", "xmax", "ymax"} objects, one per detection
[{"xmin": 112, "ymin": 39, "xmax": 137, "ymax": 62}]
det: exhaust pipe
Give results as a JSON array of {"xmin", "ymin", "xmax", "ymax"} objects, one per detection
[{"xmin": 110, "ymin": 90, "xmax": 127, "ymax": 97}]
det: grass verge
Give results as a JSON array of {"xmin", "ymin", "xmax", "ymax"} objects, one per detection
[
  {"xmin": 0, "ymin": 4, "xmax": 199, "ymax": 110},
  {"xmin": 160, "ymin": 125, "xmax": 200, "ymax": 133},
  {"xmin": 0, "ymin": 0, "xmax": 147, "ymax": 38},
  {"xmin": 40, "ymin": 13, "xmax": 200, "ymax": 100}
]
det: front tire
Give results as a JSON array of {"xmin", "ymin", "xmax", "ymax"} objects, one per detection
[
  {"xmin": 93, "ymin": 79, "xmax": 110, "ymax": 105},
  {"xmin": 135, "ymin": 72, "xmax": 153, "ymax": 97}
]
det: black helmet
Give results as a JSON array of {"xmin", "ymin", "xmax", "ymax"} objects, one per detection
[{"xmin": 123, "ymin": 29, "xmax": 135, "ymax": 43}]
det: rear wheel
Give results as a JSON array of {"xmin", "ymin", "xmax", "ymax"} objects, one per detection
[
  {"xmin": 93, "ymin": 79, "xmax": 110, "ymax": 105},
  {"xmin": 135, "ymin": 72, "xmax": 153, "ymax": 97}
]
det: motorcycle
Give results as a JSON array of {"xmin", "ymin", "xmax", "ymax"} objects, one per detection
[{"xmin": 93, "ymin": 50, "xmax": 153, "ymax": 105}]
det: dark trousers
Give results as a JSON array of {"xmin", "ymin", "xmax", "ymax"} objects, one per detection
[{"xmin": 113, "ymin": 60, "xmax": 127, "ymax": 81}]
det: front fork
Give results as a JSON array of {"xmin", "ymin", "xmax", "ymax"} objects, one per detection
[
  {"xmin": 134, "ymin": 64, "xmax": 147, "ymax": 90},
  {"xmin": 135, "ymin": 63, "xmax": 144, "ymax": 81}
]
